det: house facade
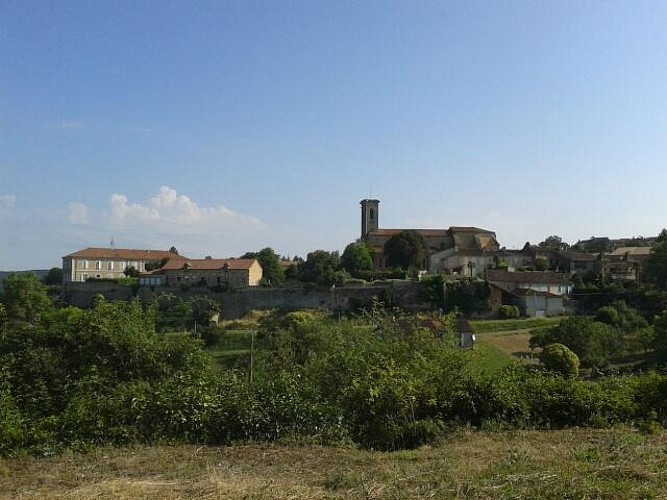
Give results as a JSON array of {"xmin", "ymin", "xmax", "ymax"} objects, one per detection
[
  {"xmin": 62, "ymin": 247, "xmax": 180, "ymax": 283},
  {"xmin": 603, "ymin": 246, "xmax": 653, "ymax": 283},
  {"xmin": 511, "ymin": 289, "xmax": 564, "ymax": 317},
  {"xmin": 485, "ymin": 270, "xmax": 570, "ymax": 317},
  {"xmin": 486, "ymin": 270, "xmax": 572, "ymax": 296},
  {"xmin": 140, "ymin": 258, "xmax": 263, "ymax": 288}
]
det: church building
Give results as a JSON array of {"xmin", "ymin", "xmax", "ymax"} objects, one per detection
[{"xmin": 359, "ymin": 199, "xmax": 502, "ymax": 275}]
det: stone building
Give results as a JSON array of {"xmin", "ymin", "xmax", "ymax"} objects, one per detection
[
  {"xmin": 62, "ymin": 247, "xmax": 180, "ymax": 283},
  {"xmin": 140, "ymin": 258, "xmax": 263, "ymax": 288},
  {"xmin": 359, "ymin": 199, "xmax": 501, "ymax": 273}
]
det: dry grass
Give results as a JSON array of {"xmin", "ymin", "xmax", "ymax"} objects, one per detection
[
  {"xmin": 2, "ymin": 428, "xmax": 666, "ymax": 499},
  {"xmin": 475, "ymin": 330, "xmax": 540, "ymax": 364}
]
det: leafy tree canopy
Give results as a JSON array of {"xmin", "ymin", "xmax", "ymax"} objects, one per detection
[
  {"xmin": 240, "ymin": 247, "xmax": 285, "ymax": 285},
  {"xmin": 0, "ymin": 273, "xmax": 53, "ymax": 324},
  {"xmin": 42, "ymin": 267, "xmax": 63, "ymax": 286},
  {"xmin": 530, "ymin": 316, "xmax": 621, "ymax": 369},
  {"xmin": 341, "ymin": 242, "xmax": 373, "ymax": 277},
  {"xmin": 124, "ymin": 266, "xmax": 140, "ymax": 278},
  {"xmin": 384, "ymin": 230, "xmax": 427, "ymax": 270},
  {"xmin": 145, "ymin": 257, "xmax": 170, "ymax": 272},
  {"xmin": 645, "ymin": 231, "xmax": 667, "ymax": 290},
  {"xmin": 538, "ymin": 235, "xmax": 570, "ymax": 252},
  {"xmin": 298, "ymin": 250, "xmax": 347, "ymax": 287}
]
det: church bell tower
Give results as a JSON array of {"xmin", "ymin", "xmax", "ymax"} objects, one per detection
[{"xmin": 360, "ymin": 199, "xmax": 380, "ymax": 238}]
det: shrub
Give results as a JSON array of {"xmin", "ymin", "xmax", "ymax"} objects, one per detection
[
  {"xmin": 498, "ymin": 305, "xmax": 520, "ymax": 319},
  {"xmin": 539, "ymin": 343, "xmax": 580, "ymax": 378}
]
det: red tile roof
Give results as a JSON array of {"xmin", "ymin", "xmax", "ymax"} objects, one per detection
[
  {"xmin": 160, "ymin": 258, "xmax": 258, "ymax": 271},
  {"xmin": 486, "ymin": 270, "xmax": 570, "ymax": 284},
  {"xmin": 448, "ymin": 226, "xmax": 495, "ymax": 233},
  {"xmin": 63, "ymin": 247, "xmax": 182, "ymax": 260},
  {"xmin": 368, "ymin": 229, "xmax": 448, "ymax": 237}
]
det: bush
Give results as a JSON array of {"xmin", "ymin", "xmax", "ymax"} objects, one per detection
[
  {"xmin": 498, "ymin": 305, "xmax": 520, "ymax": 319},
  {"xmin": 539, "ymin": 343, "xmax": 580, "ymax": 378}
]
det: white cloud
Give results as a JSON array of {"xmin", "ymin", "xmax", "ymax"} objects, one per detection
[
  {"xmin": 0, "ymin": 195, "xmax": 16, "ymax": 208},
  {"xmin": 108, "ymin": 186, "xmax": 263, "ymax": 231},
  {"xmin": 1, "ymin": 186, "xmax": 270, "ymax": 269},
  {"xmin": 67, "ymin": 202, "xmax": 89, "ymax": 224}
]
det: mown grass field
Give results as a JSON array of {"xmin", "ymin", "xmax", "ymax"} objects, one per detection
[
  {"xmin": 471, "ymin": 317, "xmax": 564, "ymax": 365},
  {"xmin": 2, "ymin": 427, "xmax": 665, "ymax": 499}
]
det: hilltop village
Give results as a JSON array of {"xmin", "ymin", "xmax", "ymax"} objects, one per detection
[{"xmin": 56, "ymin": 198, "xmax": 664, "ymax": 319}]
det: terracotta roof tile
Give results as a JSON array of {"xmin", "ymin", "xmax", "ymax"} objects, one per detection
[
  {"xmin": 368, "ymin": 229, "xmax": 448, "ymax": 237},
  {"xmin": 63, "ymin": 247, "xmax": 183, "ymax": 260},
  {"xmin": 160, "ymin": 258, "xmax": 258, "ymax": 271},
  {"xmin": 486, "ymin": 270, "xmax": 570, "ymax": 284}
]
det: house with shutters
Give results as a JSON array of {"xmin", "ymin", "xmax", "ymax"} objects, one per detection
[
  {"xmin": 62, "ymin": 247, "xmax": 181, "ymax": 283},
  {"xmin": 139, "ymin": 258, "xmax": 263, "ymax": 288}
]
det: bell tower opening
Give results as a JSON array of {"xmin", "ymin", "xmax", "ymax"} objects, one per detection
[{"xmin": 360, "ymin": 199, "xmax": 380, "ymax": 238}]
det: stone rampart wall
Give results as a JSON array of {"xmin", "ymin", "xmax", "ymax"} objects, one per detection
[{"xmin": 63, "ymin": 281, "xmax": 425, "ymax": 318}]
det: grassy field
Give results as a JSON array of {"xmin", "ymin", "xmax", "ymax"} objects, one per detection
[
  {"xmin": 470, "ymin": 317, "xmax": 563, "ymax": 334},
  {"xmin": 2, "ymin": 428, "xmax": 666, "ymax": 499},
  {"xmin": 469, "ymin": 317, "xmax": 564, "ymax": 365}
]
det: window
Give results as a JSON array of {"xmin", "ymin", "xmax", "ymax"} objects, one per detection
[
  {"xmin": 96, "ymin": 261, "xmax": 101, "ymax": 270},
  {"xmin": 82, "ymin": 260, "xmax": 88, "ymax": 270},
  {"xmin": 81, "ymin": 273, "xmax": 88, "ymax": 282},
  {"xmin": 108, "ymin": 261, "xmax": 114, "ymax": 270}
]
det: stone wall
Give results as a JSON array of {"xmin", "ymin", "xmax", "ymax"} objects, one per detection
[{"xmin": 63, "ymin": 280, "xmax": 426, "ymax": 318}]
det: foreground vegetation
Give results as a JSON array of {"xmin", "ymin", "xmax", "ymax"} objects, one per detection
[
  {"xmin": 2, "ymin": 427, "xmax": 666, "ymax": 499},
  {"xmin": 2, "ymin": 273, "xmax": 667, "ymax": 460}
]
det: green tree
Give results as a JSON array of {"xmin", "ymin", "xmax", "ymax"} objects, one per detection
[
  {"xmin": 42, "ymin": 267, "xmax": 63, "ymax": 286},
  {"xmin": 539, "ymin": 343, "xmax": 580, "ymax": 378},
  {"xmin": 443, "ymin": 279, "xmax": 491, "ymax": 315},
  {"xmin": 0, "ymin": 273, "xmax": 53, "ymax": 324},
  {"xmin": 652, "ymin": 310, "xmax": 667, "ymax": 363},
  {"xmin": 533, "ymin": 257, "xmax": 548, "ymax": 271},
  {"xmin": 123, "ymin": 266, "xmax": 139, "ymax": 278},
  {"xmin": 298, "ymin": 250, "xmax": 347, "ymax": 286},
  {"xmin": 240, "ymin": 247, "xmax": 285, "ymax": 285},
  {"xmin": 538, "ymin": 235, "xmax": 570, "ymax": 251},
  {"xmin": 530, "ymin": 316, "xmax": 620, "ymax": 369},
  {"xmin": 384, "ymin": 230, "xmax": 427, "ymax": 270},
  {"xmin": 645, "ymin": 232, "xmax": 667, "ymax": 290},
  {"xmin": 145, "ymin": 257, "xmax": 170, "ymax": 272},
  {"xmin": 341, "ymin": 242, "xmax": 373, "ymax": 277}
]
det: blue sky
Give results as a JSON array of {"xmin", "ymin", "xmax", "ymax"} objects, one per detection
[{"xmin": 2, "ymin": 1, "xmax": 666, "ymax": 270}]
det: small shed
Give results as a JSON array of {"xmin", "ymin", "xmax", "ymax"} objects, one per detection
[
  {"xmin": 456, "ymin": 315, "xmax": 475, "ymax": 348},
  {"xmin": 512, "ymin": 289, "xmax": 563, "ymax": 317}
]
